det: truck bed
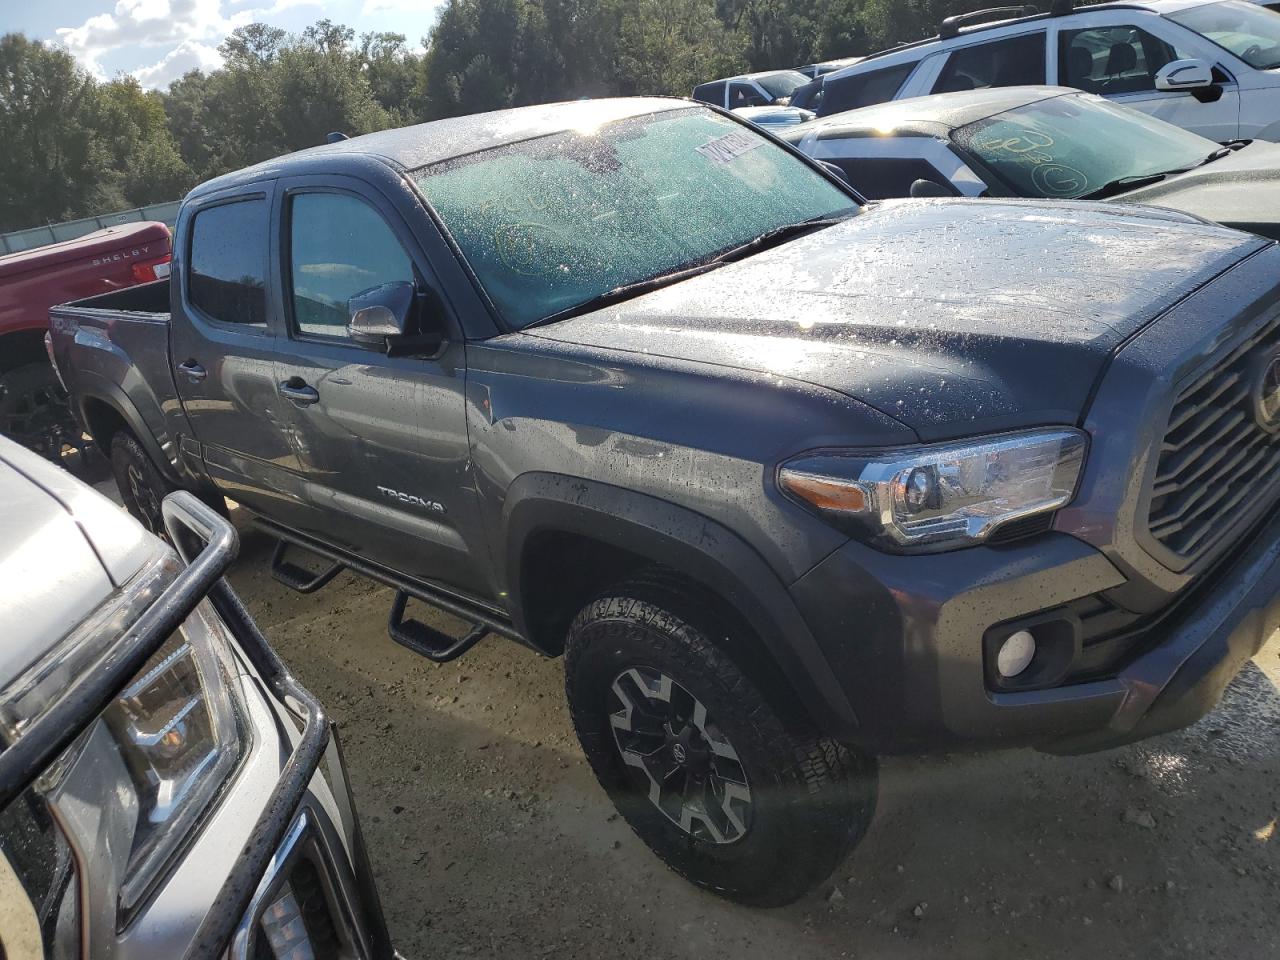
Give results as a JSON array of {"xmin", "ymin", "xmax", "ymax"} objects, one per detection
[
  {"xmin": 47, "ymin": 277, "xmax": 184, "ymax": 473},
  {"xmin": 53, "ymin": 276, "xmax": 171, "ymax": 318}
]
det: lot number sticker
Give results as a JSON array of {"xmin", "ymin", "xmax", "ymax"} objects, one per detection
[{"xmin": 696, "ymin": 131, "xmax": 763, "ymax": 164}]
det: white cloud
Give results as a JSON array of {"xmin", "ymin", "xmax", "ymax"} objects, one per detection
[
  {"xmin": 132, "ymin": 38, "xmax": 224, "ymax": 88},
  {"xmin": 55, "ymin": 0, "xmax": 248, "ymax": 78},
  {"xmin": 361, "ymin": 0, "xmax": 441, "ymax": 13}
]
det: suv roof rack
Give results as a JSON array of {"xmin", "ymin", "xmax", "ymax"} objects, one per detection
[
  {"xmin": 939, "ymin": 5, "xmax": 1041, "ymax": 38},
  {"xmin": 849, "ymin": 0, "xmax": 1134, "ymax": 68}
]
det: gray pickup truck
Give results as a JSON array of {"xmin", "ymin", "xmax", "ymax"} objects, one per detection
[{"xmin": 48, "ymin": 96, "xmax": 1280, "ymax": 906}]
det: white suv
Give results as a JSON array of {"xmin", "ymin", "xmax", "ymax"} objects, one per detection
[{"xmin": 807, "ymin": 0, "xmax": 1280, "ymax": 141}]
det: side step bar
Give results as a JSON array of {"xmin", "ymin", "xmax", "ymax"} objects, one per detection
[
  {"xmin": 256, "ymin": 519, "xmax": 522, "ymax": 663},
  {"xmin": 388, "ymin": 591, "xmax": 489, "ymax": 662},
  {"xmin": 271, "ymin": 540, "xmax": 345, "ymax": 593}
]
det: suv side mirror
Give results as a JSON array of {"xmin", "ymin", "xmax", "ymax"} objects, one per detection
[
  {"xmin": 818, "ymin": 160, "xmax": 851, "ymax": 186},
  {"xmin": 1154, "ymin": 58, "xmax": 1214, "ymax": 91},
  {"xmin": 348, "ymin": 281, "xmax": 413, "ymax": 346},
  {"xmin": 909, "ymin": 178, "xmax": 955, "ymax": 199}
]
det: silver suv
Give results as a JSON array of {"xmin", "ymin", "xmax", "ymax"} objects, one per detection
[{"xmin": 0, "ymin": 437, "xmax": 393, "ymax": 959}]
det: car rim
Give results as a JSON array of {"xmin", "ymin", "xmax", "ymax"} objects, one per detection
[
  {"xmin": 126, "ymin": 461, "xmax": 163, "ymax": 532},
  {"xmin": 2, "ymin": 381, "xmax": 71, "ymax": 459},
  {"xmin": 609, "ymin": 666, "xmax": 752, "ymax": 844}
]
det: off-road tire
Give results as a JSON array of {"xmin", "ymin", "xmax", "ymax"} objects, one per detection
[
  {"xmin": 110, "ymin": 430, "xmax": 175, "ymax": 535},
  {"xmin": 564, "ymin": 576, "xmax": 877, "ymax": 906}
]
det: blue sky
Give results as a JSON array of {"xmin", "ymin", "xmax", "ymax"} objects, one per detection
[{"xmin": 8, "ymin": 0, "xmax": 445, "ymax": 89}]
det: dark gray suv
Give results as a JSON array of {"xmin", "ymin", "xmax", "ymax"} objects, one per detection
[{"xmin": 46, "ymin": 97, "xmax": 1280, "ymax": 905}]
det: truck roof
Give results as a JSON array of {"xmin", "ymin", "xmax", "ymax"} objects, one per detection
[
  {"xmin": 0, "ymin": 222, "xmax": 171, "ymax": 282},
  {"xmin": 189, "ymin": 97, "xmax": 692, "ymax": 199},
  {"xmin": 0, "ymin": 439, "xmax": 162, "ymax": 692}
]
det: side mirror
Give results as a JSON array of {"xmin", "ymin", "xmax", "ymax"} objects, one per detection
[
  {"xmin": 818, "ymin": 160, "xmax": 851, "ymax": 186},
  {"xmin": 348, "ymin": 281, "xmax": 413, "ymax": 347},
  {"xmin": 909, "ymin": 178, "xmax": 955, "ymax": 199},
  {"xmin": 1155, "ymin": 58, "xmax": 1214, "ymax": 91}
]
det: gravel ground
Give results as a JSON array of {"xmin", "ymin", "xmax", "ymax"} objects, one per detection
[{"xmin": 86, "ymin": 462, "xmax": 1279, "ymax": 959}]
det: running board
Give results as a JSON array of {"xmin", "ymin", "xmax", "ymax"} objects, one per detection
[
  {"xmin": 270, "ymin": 540, "xmax": 345, "ymax": 593},
  {"xmin": 387, "ymin": 591, "xmax": 489, "ymax": 662},
  {"xmin": 254, "ymin": 520, "xmax": 523, "ymax": 666}
]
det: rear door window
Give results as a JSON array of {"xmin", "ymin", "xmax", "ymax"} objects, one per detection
[
  {"xmin": 817, "ymin": 62, "xmax": 916, "ymax": 116},
  {"xmin": 692, "ymin": 82, "xmax": 725, "ymax": 105},
  {"xmin": 187, "ymin": 198, "xmax": 268, "ymax": 327},
  {"xmin": 1059, "ymin": 26, "xmax": 1187, "ymax": 94},
  {"xmin": 932, "ymin": 32, "xmax": 1047, "ymax": 93}
]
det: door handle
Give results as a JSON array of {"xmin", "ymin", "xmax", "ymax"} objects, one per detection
[
  {"xmin": 279, "ymin": 377, "xmax": 320, "ymax": 405},
  {"xmin": 177, "ymin": 358, "xmax": 207, "ymax": 383}
]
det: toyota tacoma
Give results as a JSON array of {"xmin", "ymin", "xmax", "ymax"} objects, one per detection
[{"xmin": 46, "ymin": 97, "xmax": 1280, "ymax": 906}]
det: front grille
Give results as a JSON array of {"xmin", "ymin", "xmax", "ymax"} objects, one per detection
[{"xmin": 1147, "ymin": 318, "xmax": 1280, "ymax": 563}]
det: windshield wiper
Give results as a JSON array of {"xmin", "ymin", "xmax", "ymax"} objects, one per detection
[
  {"xmin": 1079, "ymin": 141, "xmax": 1250, "ymax": 201},
  {"xmin": 703, "ymin": 214, "xmax": 851, "ymax": 266},
  {"xmin": 525, "ymin": 260, "xmax": 728, "ymax": 328},
  {"xmin": 1079, "ymin": 173, "xmax": 1171, "ymax": 200},
  {"xmin": 525, "ymin": 214, "xmax": 851, "ymax": 328}
]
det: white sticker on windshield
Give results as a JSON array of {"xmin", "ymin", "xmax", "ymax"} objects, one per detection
[{"xmin": 696, "ymin": 131, "xmax": 763, "ymax": 165}]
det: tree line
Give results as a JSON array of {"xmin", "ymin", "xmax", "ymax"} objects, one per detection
[{"xmin": 1, "ymin": 0, "xmax": 990, "ymax": 233}]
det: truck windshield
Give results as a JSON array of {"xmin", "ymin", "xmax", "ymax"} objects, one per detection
[
  {"xmin": 1167, "ymin": 0, "xmax": 1280, "ymax": 69},
  {"xmin": 954, "ymin": 93, "xmax": 1217, "ymax": 199},
  {"xmin": 413, "ymin": 107, "xmax": 857, "ymax": 329}
]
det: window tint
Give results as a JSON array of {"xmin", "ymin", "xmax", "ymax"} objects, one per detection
[
  {"xmin": 1060, "ymin": 26, "xmax": 1186, "ymax": 94},
  {"xmin": 828, "ymin": 157, "xmax": 956, "ymax": 200},
  {"xmin": 288, "ymin": 193, "xmax": 414, "ymax": 339},
  {"xmin": 729, "ymin": 82, "xmax": 766, "ymax": 107},
  {"xmin": 933, "ymin": 32, "xmax": 1046, "ymax": 93},
  {"xmin": 817, "ymin": 62, "xmax": 915, "ymax": 116},
  {"xmin": 188, "ymin": 199, "xmax": 268, "ymax": 327},
  {"xmin": 692, "ymin": 82, "xmax": 724, "ymax": 104}
]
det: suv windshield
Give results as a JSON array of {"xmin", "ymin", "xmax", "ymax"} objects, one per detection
[
  {"xmin": 756, "ymin": 71, "xmax": 809, "ymax": 98},
  {"xmin": 414, "ymin": 107, "xmax": 856, "ymax": 329},
  {"xmin": 1167, "ymin": 0, "xmax": 1280, "ymax": 69},
  {"xmin": 954, "ymin": 92, "xmax": 1217, "ymax": 199}
]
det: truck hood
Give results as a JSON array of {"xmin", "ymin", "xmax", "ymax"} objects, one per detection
[
  {"xmin": 0, "ymin": 440, "xmax": 160, "ymax": 693},
  {"xmin": 527, "ymin": 198, "xmax": 1267, "ymax": 439},
  {"xmin": 1119, "ymin": 139, "xmax": 1280, "ymax": 241}
]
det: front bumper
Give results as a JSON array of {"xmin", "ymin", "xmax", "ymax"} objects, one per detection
[{"xmin": 790, "ymin": 504, "xmax": 1280, "ymax": 755}]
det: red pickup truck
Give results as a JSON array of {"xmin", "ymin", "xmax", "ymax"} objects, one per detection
[{"xmin": 0, "ymin": 222, "xmax": 171, "ymax": 458}]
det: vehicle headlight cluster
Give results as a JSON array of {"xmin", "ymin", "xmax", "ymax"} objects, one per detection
[
  {"xmin": 2, "ymin": 601, "xmax": 247, "ymax": 916},
  {"xmin": 779, "ymin": 428, "xmax": 1088, "ymax": 549},
  {"xmin": 103, "ymin": 606, "xmax": 245, "ymax": 910}
]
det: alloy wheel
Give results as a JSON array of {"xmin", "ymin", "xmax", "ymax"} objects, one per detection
[{"xmin": 608, "ymin": 666, "xmax": 752, "ymax": 844}]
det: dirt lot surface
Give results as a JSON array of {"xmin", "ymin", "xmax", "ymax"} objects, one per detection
[{"xmin": 187, "ymin": 506, "xmax": 1280, "ymax": 960}]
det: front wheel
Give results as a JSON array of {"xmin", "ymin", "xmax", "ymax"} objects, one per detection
[{"xmin": 564, "ymin": 580, "xmax": 877, "ymax": 906}]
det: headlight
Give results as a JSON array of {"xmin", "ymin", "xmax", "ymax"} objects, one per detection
[
  {"xmin": 779, "ymin": 428, "xmax": 1088, "ymax": 549},
  {"xmin": 103, "ymin": 603, "xmax": 245, "ymax": 911},
  {"xmin": 4, "ymin": 600, "xmax": 247, "ymax": 920}
]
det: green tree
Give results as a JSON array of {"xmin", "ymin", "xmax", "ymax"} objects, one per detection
[{"xmin": 0, "ymin": 34, "xmax": 104, "ymax": 231}]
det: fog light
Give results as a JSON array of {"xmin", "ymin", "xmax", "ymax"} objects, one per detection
[{"xmin": 997, "ymin": 630, "xmax": 1036, "ymax": 678}]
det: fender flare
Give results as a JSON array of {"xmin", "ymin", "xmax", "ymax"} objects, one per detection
[
  {"xmin": 76, "ymin": 377, "xmax": 183, "ymax": 485},
  {"xmin": 501, "ymin": 472, "xmax": 860, "ymax": 739}
]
